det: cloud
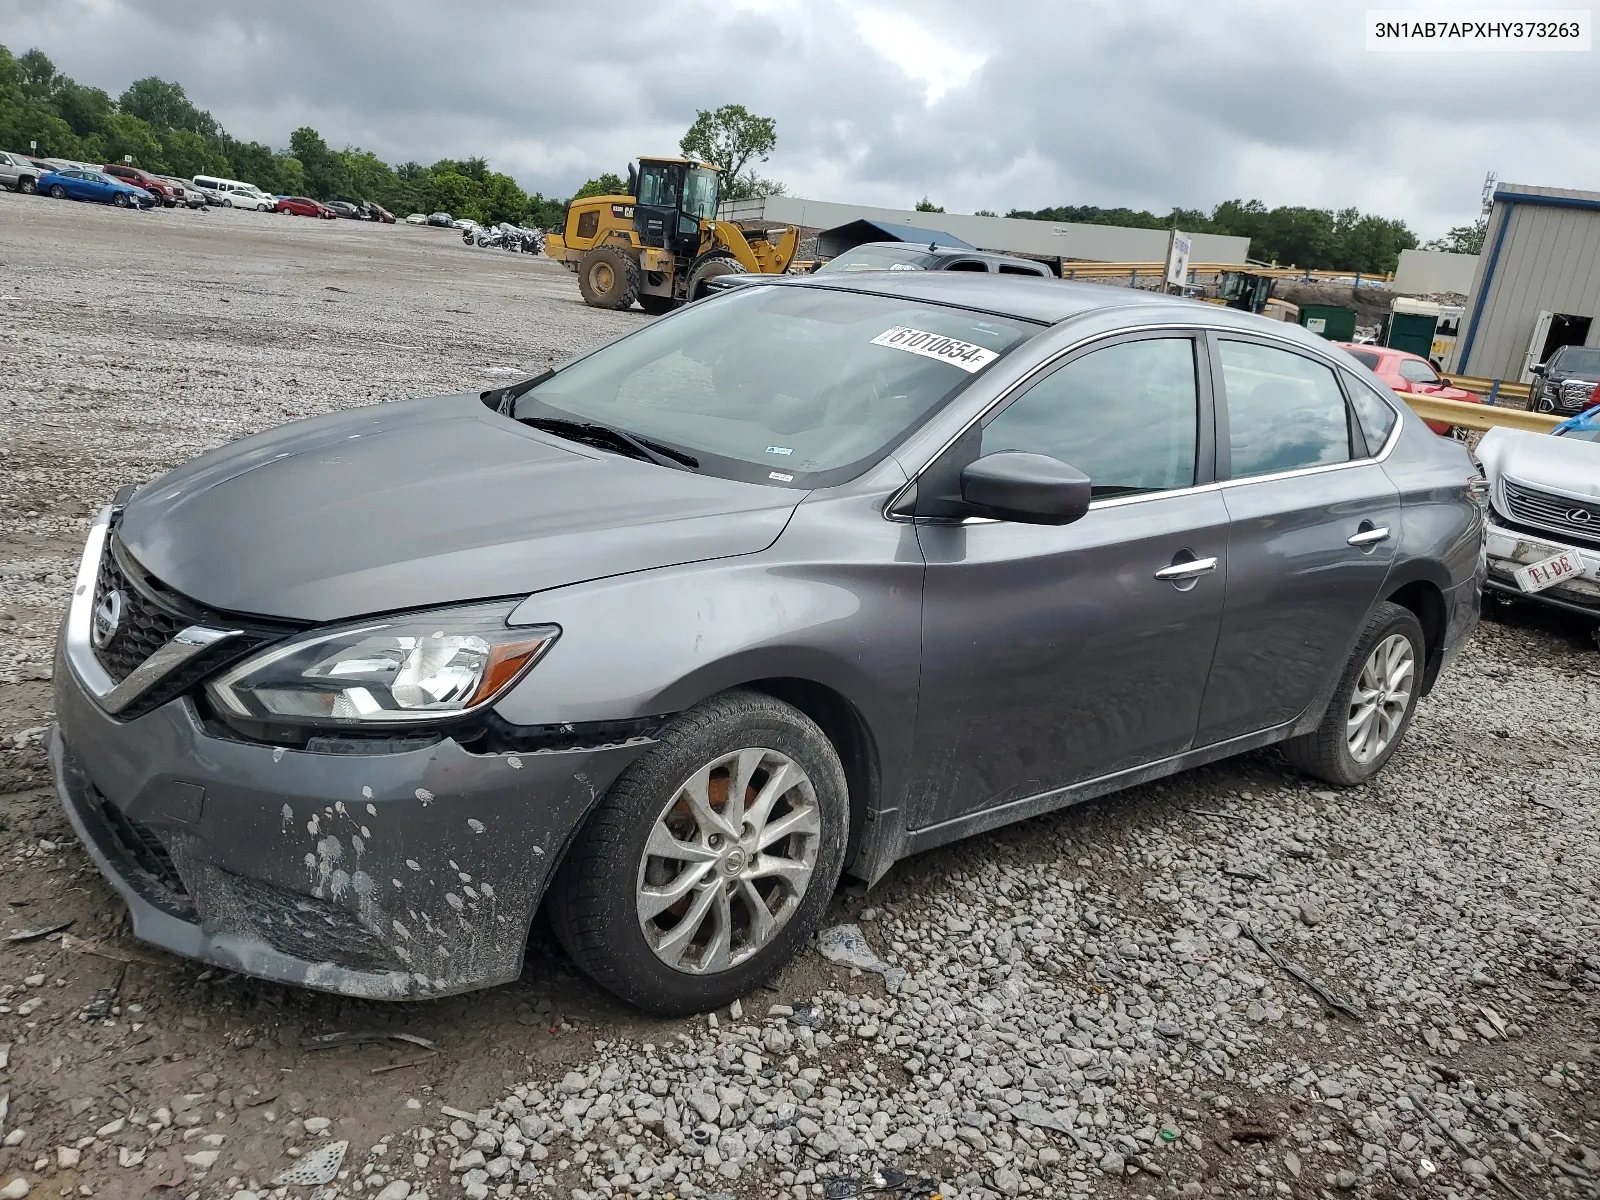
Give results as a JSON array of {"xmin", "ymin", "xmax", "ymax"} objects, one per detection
[{"xmin": 4, "ymin": 0, "xmax": 1595, "ymax": 236}]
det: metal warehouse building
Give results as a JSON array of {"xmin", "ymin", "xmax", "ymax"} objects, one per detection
[{"xmin": 1451, "ymin": 183, "xmax": 1600, "ymax": 382}]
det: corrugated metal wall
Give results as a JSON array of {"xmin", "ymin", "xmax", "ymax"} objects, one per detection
[{"xmin": 1453, "ymin": 184, "xmax": 1600, "ymax": 378}]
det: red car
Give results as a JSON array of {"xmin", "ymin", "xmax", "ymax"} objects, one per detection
[
  {"xmin": 1338, "ymin": 343, "xmax": 1481, "ymax": 436},
  {"xmin": 101, "ymin": 164, "xmax": 177, "ymax": 206},
  {"xmin": 275, "ymin": 196, "xmax": 337, "ymax": 218}
]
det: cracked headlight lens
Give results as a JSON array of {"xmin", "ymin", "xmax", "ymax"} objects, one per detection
[{"xmin": 208, "ymin": 603, "xmax": 558, "ymax": 726}]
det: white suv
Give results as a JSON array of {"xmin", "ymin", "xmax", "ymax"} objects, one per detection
[{"xmin": 191, "ymin": 175, "xmax": 274, "ymax": 211}]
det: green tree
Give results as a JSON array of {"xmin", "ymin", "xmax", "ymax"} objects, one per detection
[
  {"xmin": 1423, "ymin": 217, "xmax": 1487, "ymax": 255},
  {"xmin": 572, "ymin": 172, "xmax": 625, "ymax": 200},
  {"xmin": 119, "ymin": 77, "xmax": 217, "ymax": 137},
  {"xmin": 225, "ymin": 139, "xmax": 282, "ymax": 192},
  {"xmin": 289, "ymin": 126, "xmax": 342, "ymax": 197},
  {"xmin": 54, "ymin": 82, "xmax": 114, "ymax": 138},
  {"xmin": 17, "ymin": 49, "xmax": 59, "ymax": 98},
  {"xmin": 423, "ymin": 170, "xmax": 485, "ymax": 221},
  {"xmin": 160, "ymin": 127, "xmax": 226, "ymax": 178},
  {"xmin": 974, "ymin": 208, "xmax": 997, "ymax": 217},
  {"xmin": 97, "ymin": 112, "xmax": 166, "ymax": 171},
  {"xmin": 915, "ymin": 197, "xmax": 944, "ymax": 212},
  {"xmin": 679, "ymin": 103, "xmax": 780, "ymax": 201}
]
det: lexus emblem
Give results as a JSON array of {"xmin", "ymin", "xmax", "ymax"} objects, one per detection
[
  {"xmin": 91, "ymin": 589, "xmax": 125, "ymax": 649},
  {"xmin": 1569, "ymin": 508, "xmax": 1594, "ymax": 525}
]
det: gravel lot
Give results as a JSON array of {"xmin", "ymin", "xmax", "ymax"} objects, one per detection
[{"xmin": 0, "ymin": 192, "xmax": 1596, "ymax": 1200}]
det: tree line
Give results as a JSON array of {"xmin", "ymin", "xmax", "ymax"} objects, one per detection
[
  {"xmin": 0, "ymin": 45, "xmax": 578, "ymax": 226},
  {"xmin": 1005, "ymin": 200, "xmax": 1419, "ymax": 274}
]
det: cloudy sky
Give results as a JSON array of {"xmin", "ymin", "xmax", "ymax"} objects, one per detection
[{"xmin": 5, "ymin": 0, "xmax": 1596, "ymax": 238}]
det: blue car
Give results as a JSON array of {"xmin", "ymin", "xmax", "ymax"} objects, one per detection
[{"xmin": 38, "ymin": 168, "xmax": 155, "ymax": 209}]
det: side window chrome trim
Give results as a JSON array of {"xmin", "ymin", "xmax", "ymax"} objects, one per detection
[{"xmin": 885, "ymin": 322, "xmax": 1405, "ymax": 524}]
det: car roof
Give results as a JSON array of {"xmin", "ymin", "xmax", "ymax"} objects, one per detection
[
  {"xmin": 757, "ymin": 272, "xmax": 1345, "ymax": 341},
  {"xmin": 1335, "ymin": 342, "xmax": 1423, "ymax": 364}
]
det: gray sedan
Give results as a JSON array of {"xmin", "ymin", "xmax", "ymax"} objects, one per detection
[{"xmin": 51, "ymin": 276, "xmax": 1483, "ymax": 1014}]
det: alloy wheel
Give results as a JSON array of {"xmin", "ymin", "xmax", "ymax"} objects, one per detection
[
  {"xmin": 1346, "ymin": 632, "xmax": 1414, "ymax": 764},
  {"xmin": 635, "ymin": 747, "xmax": 821, "ymax": 975}
]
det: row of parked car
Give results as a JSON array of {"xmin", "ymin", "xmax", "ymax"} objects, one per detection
[{"xmin": 0, "ymin": 152, "xmax": 405, "ymax": 224}]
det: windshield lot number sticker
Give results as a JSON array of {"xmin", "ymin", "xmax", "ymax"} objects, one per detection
[
  {"xmin": 765, "ymin": 446, "xmax": 794, "ymax": 456},
  {"xmin": 871, "ymin": 326, "xmax": 998, "ymax": 373}
]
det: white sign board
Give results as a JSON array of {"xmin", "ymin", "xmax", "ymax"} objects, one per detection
[{"xmin": 1165, "ymin": 232, "xmax": 1192, "ymax": 287}]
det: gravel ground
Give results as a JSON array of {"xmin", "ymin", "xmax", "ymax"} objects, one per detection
[{"xmin": 0, "ymin": 192, "xmax": 1596, "ymax": 1200}]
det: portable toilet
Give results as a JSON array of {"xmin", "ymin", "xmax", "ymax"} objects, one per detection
[{"xmin": 1299, "ymin": 304, "xmax": 1357, "ymax": 342}]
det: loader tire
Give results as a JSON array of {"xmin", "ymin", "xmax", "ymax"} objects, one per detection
[
  {"xmin": 638, "ymin": 295, "xmax": 678, "ymax": 316},
  {"xmin": 578, "ymin": 245, "xmax": 641, "ymax": 310},
  {"xmin": 687, "ymin": 250, "xmax": 747, "ymax": 300}
]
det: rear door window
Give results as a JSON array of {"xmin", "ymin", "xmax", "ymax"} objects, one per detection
[{"xmin": 1218, "ymin": 339, "xmax": 1354, "ymax": 478}]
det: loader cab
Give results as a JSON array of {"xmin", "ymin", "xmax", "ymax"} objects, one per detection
[{"xmin": 632, "ymin": 159, "xmax": 720, "ymax": 259}]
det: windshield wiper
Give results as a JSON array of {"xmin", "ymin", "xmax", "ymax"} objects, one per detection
[{"xmin": 521, "ymin": 417, "xmax": 699, "ymax": 470}]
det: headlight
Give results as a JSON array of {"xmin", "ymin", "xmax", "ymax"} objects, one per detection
[{"xmin": 207, "ymin": 603, "xmax": 558, "ymax": 727}]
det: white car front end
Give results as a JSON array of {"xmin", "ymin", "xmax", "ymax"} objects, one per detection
[{"xmin": 1476, "ymin": 423, "xmax": 1600, "ymax": 619}]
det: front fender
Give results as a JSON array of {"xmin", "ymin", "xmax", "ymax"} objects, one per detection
[{"xmin": 494, "ymin": 479, "xmax": 925, "ymax": 835}]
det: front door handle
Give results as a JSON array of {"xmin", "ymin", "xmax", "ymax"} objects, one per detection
[
  {"xmin": 1154, "ymin": 557, "xmax": 1219, "ymax": 581},
  {"xmin": 1348, "ymin": 526, "xmax": 1391, "ymax": 547}
]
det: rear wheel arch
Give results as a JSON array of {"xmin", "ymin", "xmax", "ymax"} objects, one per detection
[{"xmin": 1384, "ymin": 577, "xmax": 1447, "ymax": 694}]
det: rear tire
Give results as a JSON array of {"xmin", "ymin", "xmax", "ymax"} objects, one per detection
[
  {"xmin": 578, "ymin": 245, "xmax": 641, "ymax": 310},
  {"xmin": 638, "ymin": 295, "xmax": 678, "ymax": 315},
  {"xmin": 1282, "ymin": 601, "xmax": 1425, "ymax": 786},
  {"xmin": 686, "ymin": 250, "xmax": 747, "ymax": 300},
  {"xmin": 549, "ymin": 690, "xmax": 849, "ymax": 1015}
]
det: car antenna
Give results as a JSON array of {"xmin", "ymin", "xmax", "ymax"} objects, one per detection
[{"xmin": 929, "ymin": 240, "xmax": 937, "ymax": 251}]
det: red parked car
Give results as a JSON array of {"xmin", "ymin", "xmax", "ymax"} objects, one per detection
[
  {"xmin": 101, "ymin": 164, "xmax": 177, "ymax": 206},
  {"xmin": 1338, "ymin": 343, "xmax": 1481, "ymax": 437},
  {"xmin": 275, "ymin": 196, "xmax": 336, "ymax": 218}
]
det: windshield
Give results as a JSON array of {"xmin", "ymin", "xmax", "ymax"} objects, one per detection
[
  {"xmin": 1554, "ymin": 347, "xmax": 1600, "ymax": 374},
  {"xmin": 684, "ymin": 167, "xmax": 719, "ymax": 221},
  {"xmin": 513, "ymin": 285, "xmax": 1035, "ymax": 487},
  {"xmin": 816, "ymin": 245, "xmax": 938, "ymax": 275}
]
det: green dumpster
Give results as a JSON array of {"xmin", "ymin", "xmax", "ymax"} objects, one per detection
[
  {"xmin": 1298, "ymin": 304, "xmax": 1356, "ymax": 342},
  {"xmin": 1386, "ymin": 311, "xmax": 1438, "ymax": 359}
]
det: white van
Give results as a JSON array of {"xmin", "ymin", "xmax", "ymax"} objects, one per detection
[{"xmin": 191, "ymin": 175, "xmax": 274, "ymax": 211}]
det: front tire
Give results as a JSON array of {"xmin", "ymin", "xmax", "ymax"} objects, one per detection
[
  {"xmin": 577, "ymin": 245, "xmax": 641, "ymax": 309},
  {"xmin": 549, "ymin": 690, "xmax": 848, "ymax": 1015},
  {"xmin": 223, "ymin": 198, "xmax": 232, "ymax": 208},
  {"xmin": 1282, "ymin": 601, "xmax": 1424, "ymax": 786},
  {"xmin": 49, "ymin": 185, "xmax": 66, "ymax": 199},
  {"xmin": 686, "ymin": 249, "xmax": 747, "ymax": 300},
  {"xmin": 638, "ymin": 295, "xmax": 677, "ymax": 315},
  {"xmin": 113, "ymin": 193, "xmax": 129, "ymax": 208},
  {"xmin": 18, "ymin": 178, "xmax": 36, "ymax": 195}
]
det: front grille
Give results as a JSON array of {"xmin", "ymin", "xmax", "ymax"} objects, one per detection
[
  {"xmin": 1559, "ymin": 379, "xmax": 1598, "ymax": 411},
  {"xmin": 95, "ymin": 795, "xmax": 195, "ymax": 918},
  {"xmin": 1502, "ymin": 479, "xmax": 1600, "ymax": 549},
  {"xmin": 209, "ymin": 871, "xmax": 398, "ymax": 973},
  {"xmin": 92, "ymin": 545, "xmax": 182, "ymax": 683},
  {"xmin": 87, "ymin": 532, "xmax": 300, "ymax": 720}
]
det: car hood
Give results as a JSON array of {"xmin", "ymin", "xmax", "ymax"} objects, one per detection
[
  {"xmin": 117, "ymin": 393, "xmax": 802, "ymax": 623},
  {"xmin": 1478, "ymin": 427, "xmax": 1600, "ymax": 501}
]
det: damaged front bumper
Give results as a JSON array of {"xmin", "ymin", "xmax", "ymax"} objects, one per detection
[
  {"xmin": 51, "ymin": 632, "xmax": 650, "ymax": 1001},
  {"xmin": 1484, "ymin": 518, "xmax": 1600, "ymax": 618}
]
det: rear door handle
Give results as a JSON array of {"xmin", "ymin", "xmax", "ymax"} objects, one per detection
[
  {"xmin": 1154, "ymin": 557, "xmax": 1218, "ymax": 581},
  {"xmin": 1348, "ymin": 527, "xmax": 1391, "ymax": 547}
]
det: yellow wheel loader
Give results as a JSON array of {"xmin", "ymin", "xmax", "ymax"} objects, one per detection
[{"xmin": 545, "ymin": 157, "xmax": 799, "ymax": 312}]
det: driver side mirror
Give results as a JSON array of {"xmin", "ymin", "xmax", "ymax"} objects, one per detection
[
  {"xmin": 1531, "ymin": 363, "xmax": 1547, "ymax": 376},
  {"xmin": 960, "ymin": 452, "xmax": 1092, "ymax": 525}
]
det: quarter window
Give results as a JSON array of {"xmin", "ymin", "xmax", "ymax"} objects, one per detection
[
  {"xmin": 982, "ymin": 337, "xmax": 1199, "ymax": 495},
  {"xmin": 1218, "ymin": 340, "xmax": 1353, "ymax": 479},
  {"xmin": 1346, "ymin": 379, "xmax": 1399, "ymax": 451}
]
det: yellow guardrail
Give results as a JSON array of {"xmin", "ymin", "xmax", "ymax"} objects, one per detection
[
  {"xmin": 1439, "ymin": 374, "xmax": 1532, "ymax": 403},
  {"xmin": 1401, "ymin": 393, "xmax": 1561, "ymax": 433},
  {"xmin": 1056, "ymin": 262, "xmax": 1394, "ymax": 283}
]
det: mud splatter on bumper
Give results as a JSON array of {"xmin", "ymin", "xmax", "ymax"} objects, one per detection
[{"xmin": 51, "ymin": 644, "xmax": 651, "ymax": 999}]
